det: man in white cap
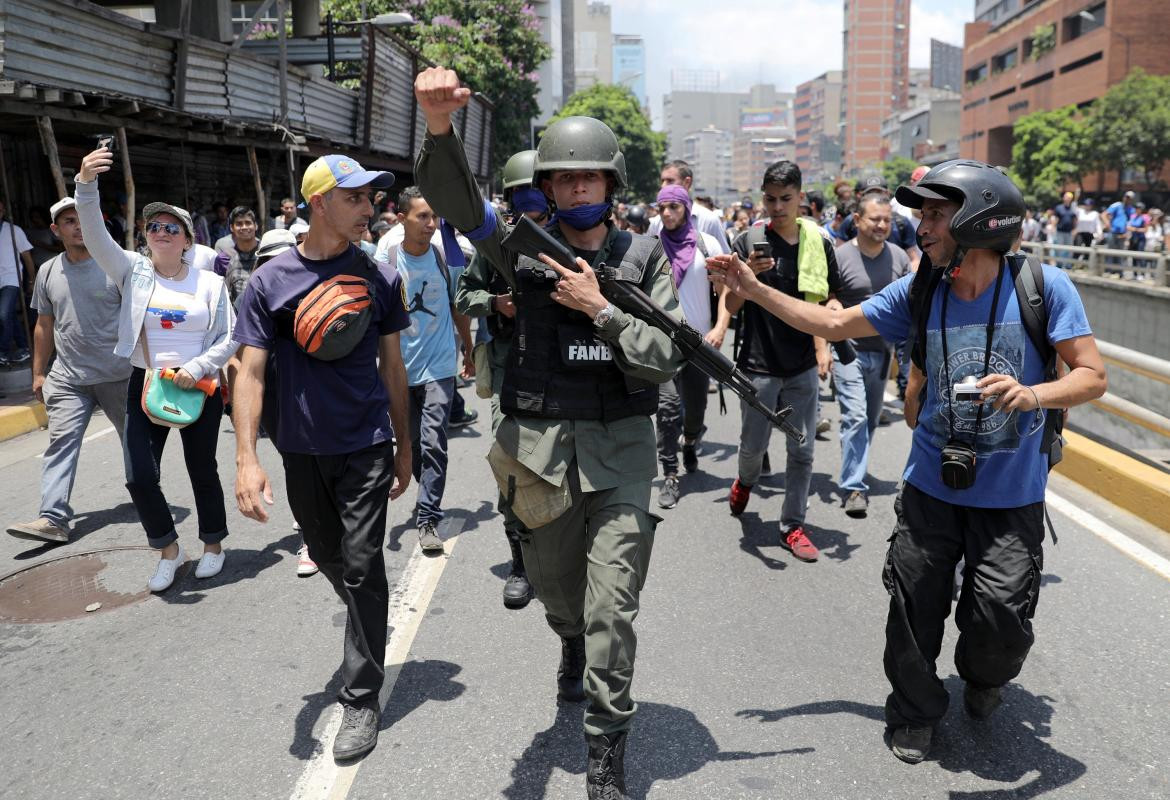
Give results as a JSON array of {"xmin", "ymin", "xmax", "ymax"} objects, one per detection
[{"xmin": 6, "ymin": 197, "xmax": 130, "ymax": 543}]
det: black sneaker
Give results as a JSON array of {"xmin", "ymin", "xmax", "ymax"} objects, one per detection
[
  {"xmin": 891, "ymin": 725, "xmax": 932, "ymax": 764},
  {"xmin": 657, "ymin": 475, "xmax": 680, "ymax": 509},
  {"xmin": 449, "ymin": 408, "xmax": 479, "ymax": 428},
  {"xmin": 964, "ymin": 684, "xmax": 1002, "ymax": 720},
  {"xmin": 333, "ymin": 704, "xmax": 379, "ymax": 761}
]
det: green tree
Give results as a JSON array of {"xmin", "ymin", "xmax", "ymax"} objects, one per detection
[
  {"xmin": 323, "ymin": 0, "xmax": 550, "ymax": 176},
  {"xmin": 548, "ymin": 84, "xmax": 665, "ymax": 202},
  {"xmin": 1086, "ymin": 68, "xmax": 1170, "ymax": 191},
  {"xmin": 1010, "ymin": 105, "xmax": 1092, "ymax": 207},
  {"xmin": 880, "ymin": 156, "xmax": 920, "ymax": 192}
]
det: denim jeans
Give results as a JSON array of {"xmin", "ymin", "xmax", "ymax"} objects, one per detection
[
  {"xmin": 123, "ymin": 367, "xmax": 228, "ymax": 549},
  {"xmin": 40, "ymin": 374, "xmax": 128, "ymax": 529},
  {"xmin": 0, "ymin": 284, "xmax": 29, "ymax": 355},
  {"xmin": 408, "ymin": 377, "xmax": 455, "ymax": 526},
  {"xmin": 1052, "ymin": 230, "xmax": 1073, "ymax": 268},
  {"xmin": 654, "ymin": 362, "xmax": 710, "ymax": 474},
  {"xmin": 282, "ymin": 441, "xmax": 395, "ymax": 709},
  {"xmin": 833, "ymin": 348, "xmax": 890, "ymax": 494},
  {"xmin": 737, "ymin": 366, "xmax": 819, "ymax": 530}
]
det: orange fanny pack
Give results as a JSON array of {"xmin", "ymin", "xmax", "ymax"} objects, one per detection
[{"xmin": 292, "ymin": 274, "xmax": 373, "ymax": 361}]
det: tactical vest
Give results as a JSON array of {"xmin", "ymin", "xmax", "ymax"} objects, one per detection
[
  {"xmin": 485, "ymin": 267, "xmax": 516, "ymax": 340},
  {"xmin": 500, "ymin": 230, "xmax": 660, "ymax": 421}
]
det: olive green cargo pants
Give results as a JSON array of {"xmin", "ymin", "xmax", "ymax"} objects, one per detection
[{"xmin": 516, "ymin": 464, "xmax": 659, "ymax": 736}]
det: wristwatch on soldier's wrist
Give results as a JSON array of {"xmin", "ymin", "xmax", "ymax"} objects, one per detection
[{"xmin": 593, "ymin": 302, "xmax": 616, "ymax": 328}]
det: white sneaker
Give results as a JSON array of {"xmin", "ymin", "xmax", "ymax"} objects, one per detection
[
  {"xmin": 296, "ymin": 544, "xmax": 318, "ymax": 577},
  {"xmin": 194, "ymin": 550, "xmax": 225, "ymax": 579},
  {"xmin": 148, "ymin": 546, "xmax": 187, "ymax": 592}
]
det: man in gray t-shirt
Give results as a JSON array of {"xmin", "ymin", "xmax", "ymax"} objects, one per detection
[
  {"xmin": 6, "ymin": 198, "xmax": 131, "ymax": 544},
  {"xmin": 833, "ymin": 194, "xmax": 911, "ymax": 518}
]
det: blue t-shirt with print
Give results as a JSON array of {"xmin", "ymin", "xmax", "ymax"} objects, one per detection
[
  {"xmin": 394, "ymin": 245, "xmax": 461, "ymax": 387},
  {"xmin": 1106, "ymin": 202, "xmax": 1134, "ymax": 234},
  {"xmin": 861, "ymin": 262, "xmax": 1092, "ymax": 508}
]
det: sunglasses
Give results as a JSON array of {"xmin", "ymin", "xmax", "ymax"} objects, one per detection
[{"xmin": 146, "ymin": 221, "xmax": 183, "ymax": 236}]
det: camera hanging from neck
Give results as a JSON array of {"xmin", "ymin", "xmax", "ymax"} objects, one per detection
[{"xmin": 941, "ymin": 260, "xmax": 1006, "ymax": 447}]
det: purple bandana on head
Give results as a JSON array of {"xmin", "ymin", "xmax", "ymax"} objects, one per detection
[{"xmin": 656, "ymin": 184, "xmax": 696, "ymax": 288}]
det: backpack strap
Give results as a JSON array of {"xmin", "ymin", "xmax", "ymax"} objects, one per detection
[
  {"xmin": 906, "ymin": 256, "xmax": 943, "ymax": 373},
  {"xmin": 695, "ymin": 232, "xmax": 710, "ymax": 260},
  {"xmin": 431, "ymin": 243, "xmax": 454, "ymax": 305}
]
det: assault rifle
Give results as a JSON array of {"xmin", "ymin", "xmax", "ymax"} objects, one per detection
[{"xmin": 501, "ymin": 216, "xmax": 805, "ymax": 444}]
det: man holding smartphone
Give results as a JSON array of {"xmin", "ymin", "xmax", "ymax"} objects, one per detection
[{"xmin": 720, "ymin": 160, "xmax": 841, "ymax": 562}]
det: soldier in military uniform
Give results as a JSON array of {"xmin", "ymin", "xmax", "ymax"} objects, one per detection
[
  {"xmin": 454, "ymin": 149, "xmax": 547, "ymax": 610},
  {"xmin": 415, "ymin": 66, "xmax": 685, "ymax": 799}
]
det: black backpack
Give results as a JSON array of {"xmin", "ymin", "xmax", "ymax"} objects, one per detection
[{"xmin": 905, "ymin": 253, "xmax": 1064, "ymax": 470}]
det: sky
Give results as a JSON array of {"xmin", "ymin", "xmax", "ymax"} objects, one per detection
[{"xmin": 610, "ymin": 0, "xmax": 974, "ymax": 129}]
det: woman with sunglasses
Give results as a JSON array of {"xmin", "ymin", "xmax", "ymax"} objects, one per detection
[{"xmin": 76, "ymin": 145, "xmax": 237, "ymax": 592}]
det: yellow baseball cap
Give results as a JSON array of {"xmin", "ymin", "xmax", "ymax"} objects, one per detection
[{"xmin": 301, "ymin": 154, "xmax": 395, "ymax": 202}]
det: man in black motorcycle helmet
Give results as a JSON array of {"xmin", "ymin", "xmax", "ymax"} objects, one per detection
[{"xmin": 707, "ymin": 159, "xmax": 1106, "ymax": 764}]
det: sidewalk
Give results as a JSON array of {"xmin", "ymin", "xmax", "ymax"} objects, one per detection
[{"xmin": 0, "ymin": 365, "xmax": 44, "ymax": 441}]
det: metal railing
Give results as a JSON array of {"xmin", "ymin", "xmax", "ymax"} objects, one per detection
[
  {"xmin": 1019, "ymin": 241, "xmax": 1169, "ymax": 287},
  {"xmin": 1085, "ymin": 339, "xmax": 1170, "ymax": 443}
]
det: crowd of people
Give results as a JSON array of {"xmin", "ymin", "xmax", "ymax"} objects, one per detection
[{"xmin": 1, "ymin": 63, "xmax": 1111, "ymax": 799}]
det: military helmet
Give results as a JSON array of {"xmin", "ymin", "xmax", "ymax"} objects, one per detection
[
  {"xmin": 502, "ymin": 150, "xmax": 537, "ymax": 190},
  {"xmin": 534, "ymin": 116, "xmax": 627, "ymax": 189},
  {"xmin": 894, "ymin": 159, "xmax": 1025, "ymax": 253},
  {"xmin": 624, "ymin": 203, "xmax": 648, "ymax": 231}
]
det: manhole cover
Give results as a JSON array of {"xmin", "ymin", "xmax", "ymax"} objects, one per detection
[{"xmin": 0, "ymin": 547, "xmax": 189, "ymax": 623}]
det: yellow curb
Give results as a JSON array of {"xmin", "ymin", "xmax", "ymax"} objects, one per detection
[
  {"xmin": 0, "ymin": 401, "xmax": 48, "ymax": 442},
  {"xmin": 1056, "ymin": 431, "xmax": 1170, "ymax": 532}
]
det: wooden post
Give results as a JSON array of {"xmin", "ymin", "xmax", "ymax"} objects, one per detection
[
  {"xmin": 35, "ymin": 116, "xmax": 67, "ymax": 199},
  {"xmin": 116, "ymin": 127, "xmax": 134, "ymax": 251},
  {"xmin": 174, "ymin": 0, "xmax": 192, "ymax": 110},
  {"xmin": 247, "ymin": 146, "xmax": 267, "ymax": 226},
  {"xmin": 277, "ymin": 0, "xmax": 289, "ymax": 126},
  {"xmin": 286, "ymin": 147, "xmax": 297, "ymax": 213}
]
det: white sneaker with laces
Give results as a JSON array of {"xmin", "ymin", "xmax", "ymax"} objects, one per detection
[
  {"xmin": 296, "ymin": 544, "xmax": 319, "ymax": 577},
  {"xmin": 148, "ymin": 546, "xmax": 187, "ymax": 592},
  {"xmin": 194, "ymin": 550, "xmax": 225, "ymax": 579}
]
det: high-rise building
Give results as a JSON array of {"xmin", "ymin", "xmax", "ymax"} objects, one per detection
[
  {"xmin": 529, "ymin": 0, "xmax": 564, "ymax": 133},
  {"xmin": 663, "ymin": 81, "xmax": 792, "ymax": 162},
  {"xmin": 794, "ymin": 70, "xmax": 844, "ymax": 183},
  {"xmin": 571, "ymin": 0, "xmax": 612, "ymax": 92},
  {"xmin": 612, "ymin": 33, "xmax": 646, "ymax": 108},
  {"xmin": 841, "ymin": 0, "xmax": 910, "ymax": 172},
  {"xmin": 930, "ymin": 38, "xmax": 963, "ymax": 92},
  {"xmin": 682, "ymin": 127, "xmax": 735, "ymax": 207},
  {"xmin": 961, "ymin": 0, "xmax": 1168, "ymax": 174},
  {"xmin": 732, "ymin": 133, "xmax": 796, "ymax": 201}
]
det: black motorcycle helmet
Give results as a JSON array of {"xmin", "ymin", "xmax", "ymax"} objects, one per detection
[
  {"xmin": 894, "ymin": 159, "xmax": 1025, "ymax": 254},
  {"xmin": 624, "ymin": 203, "xmax": 648, "ymax": 233}
]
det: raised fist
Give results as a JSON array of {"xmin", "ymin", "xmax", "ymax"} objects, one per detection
[{"xmin": 415, "ymin": 66, "xmax": 472, "ymax": 130}]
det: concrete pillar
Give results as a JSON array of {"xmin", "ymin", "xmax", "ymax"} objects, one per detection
[{"xmin": 290, "ymin": 0, "xmax": 323, "ymax": 77}]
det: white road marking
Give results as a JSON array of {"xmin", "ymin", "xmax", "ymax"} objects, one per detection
[
  {"xmin": 289, "ymin": 517, "xmax": 463, "ymax": 800},
  {"xmin": 35, "ymin": 424, "xmax": 116, "ymax": 458},
  {"xmin": 1046, "ymin": 490, "xmax": 1170, "ymax": 581}
]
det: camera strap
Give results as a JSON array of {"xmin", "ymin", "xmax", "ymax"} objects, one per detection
[{"xmin": 940, "ymin": 262, "xmax": 1006, "ymax": 445}]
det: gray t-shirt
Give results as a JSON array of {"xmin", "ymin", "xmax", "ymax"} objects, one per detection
[
  {"xmin": 834, "ymin": 240, "xmax": 911, "ymax": 352},
  {"xmin": 31, "ymin": 253, "xmax": 132, "ymax": 385}
]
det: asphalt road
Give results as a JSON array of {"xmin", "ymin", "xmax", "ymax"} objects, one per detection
[{"xmin": 0, "ymin": 378, "xmax": 1167, "ymax": 800}]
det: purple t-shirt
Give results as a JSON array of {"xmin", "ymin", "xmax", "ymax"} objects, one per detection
[{"xmin": 233, "ymin": 244, "xmax": 409, "ymax": 455}]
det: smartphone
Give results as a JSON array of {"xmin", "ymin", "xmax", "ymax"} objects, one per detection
[
  {"xmin": 95, "ymin": 133, "xmax": 116, "ymax": 157},
  {"xmin": 752, "ymin": 240, "xmax": 772, "ymax": 260}
]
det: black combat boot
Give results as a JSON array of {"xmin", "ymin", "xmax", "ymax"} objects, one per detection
[
  {"xmin": 502, "ymin": 529, "xmax": 533, "ymax": 609},
  {"xmin": 586, "ymin": 731, "xmax": 628, "ymax": 799},
  {"xmin": 557, "ymin": 634, "xmax": 587, "ymax": 703}
]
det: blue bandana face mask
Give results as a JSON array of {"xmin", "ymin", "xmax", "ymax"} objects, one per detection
[{"xmin": 549, "ymin": 202, "xmax": 611, "ymax": 231}]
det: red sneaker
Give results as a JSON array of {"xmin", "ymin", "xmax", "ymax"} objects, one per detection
[
  {"xmin": 729, "ymin": 479, "xmax": 752, "ymax": 516},
  {"xmin": 782, "ymin": 526, "xmax": 819, "ymax": 562}
]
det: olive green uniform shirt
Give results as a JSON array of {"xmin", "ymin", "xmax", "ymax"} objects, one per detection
[{"xmin": 416, "ymin": 130, "xmax": 686, "ymax": 493}]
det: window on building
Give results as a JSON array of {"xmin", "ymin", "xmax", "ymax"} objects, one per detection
[
  {"xmin": 966, "ymin": 62, "xmax": 989, "ymax": 85},
  {"xmin": 1063, "ymin": 2, "xmax": 1105, "ymax": 43},
  {"xmin": 992, "ymin": 47, "xmax": 1018, "ymax": 73}
]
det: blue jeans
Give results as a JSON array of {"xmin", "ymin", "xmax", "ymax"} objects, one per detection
[
  {"xmin": 737, "ymin": 367, "xmax": 819, "ymax": 530},
  {"xmin": 1052, "ymin": 230, "xmax": 1073, "ymax": 268},
  {"xmin": 833, "ymin": 348, "xmax": 889, "ymax": 493},
  {"xmin": 0, "ymin": 284, "xmax": 29, "ymax": 355},
  {"xmin": 123, "ymin": 368, "xmax": 228, "ymax": 549},
  {"xmin": 40, "ymin": 374, "xmax": 128, "ymax": 528},
  {"xmin": 408, "ymin": 377, "xmax": 455, "ymax": 526}
]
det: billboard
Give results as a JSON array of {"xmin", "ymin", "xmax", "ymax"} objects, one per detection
[{"xmin": 740, "ymin": 107, "xmax": 788, "ymax": 131}]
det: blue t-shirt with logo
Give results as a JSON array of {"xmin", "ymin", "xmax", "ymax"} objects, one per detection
[
  {"xmin": 394, "ymin": 245, "xmax": 461, "ymax": 387},
  {"xmin": 861, "ymin": 263, "xmax": 1091, "ymax": 507},
  {"xmin": 232, "ymin": 244, "xmax": 409, "ymax": 456},
  {"xmin": 1106, "ymin": 202, "xmax": 1134, "ymax": 234}
]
